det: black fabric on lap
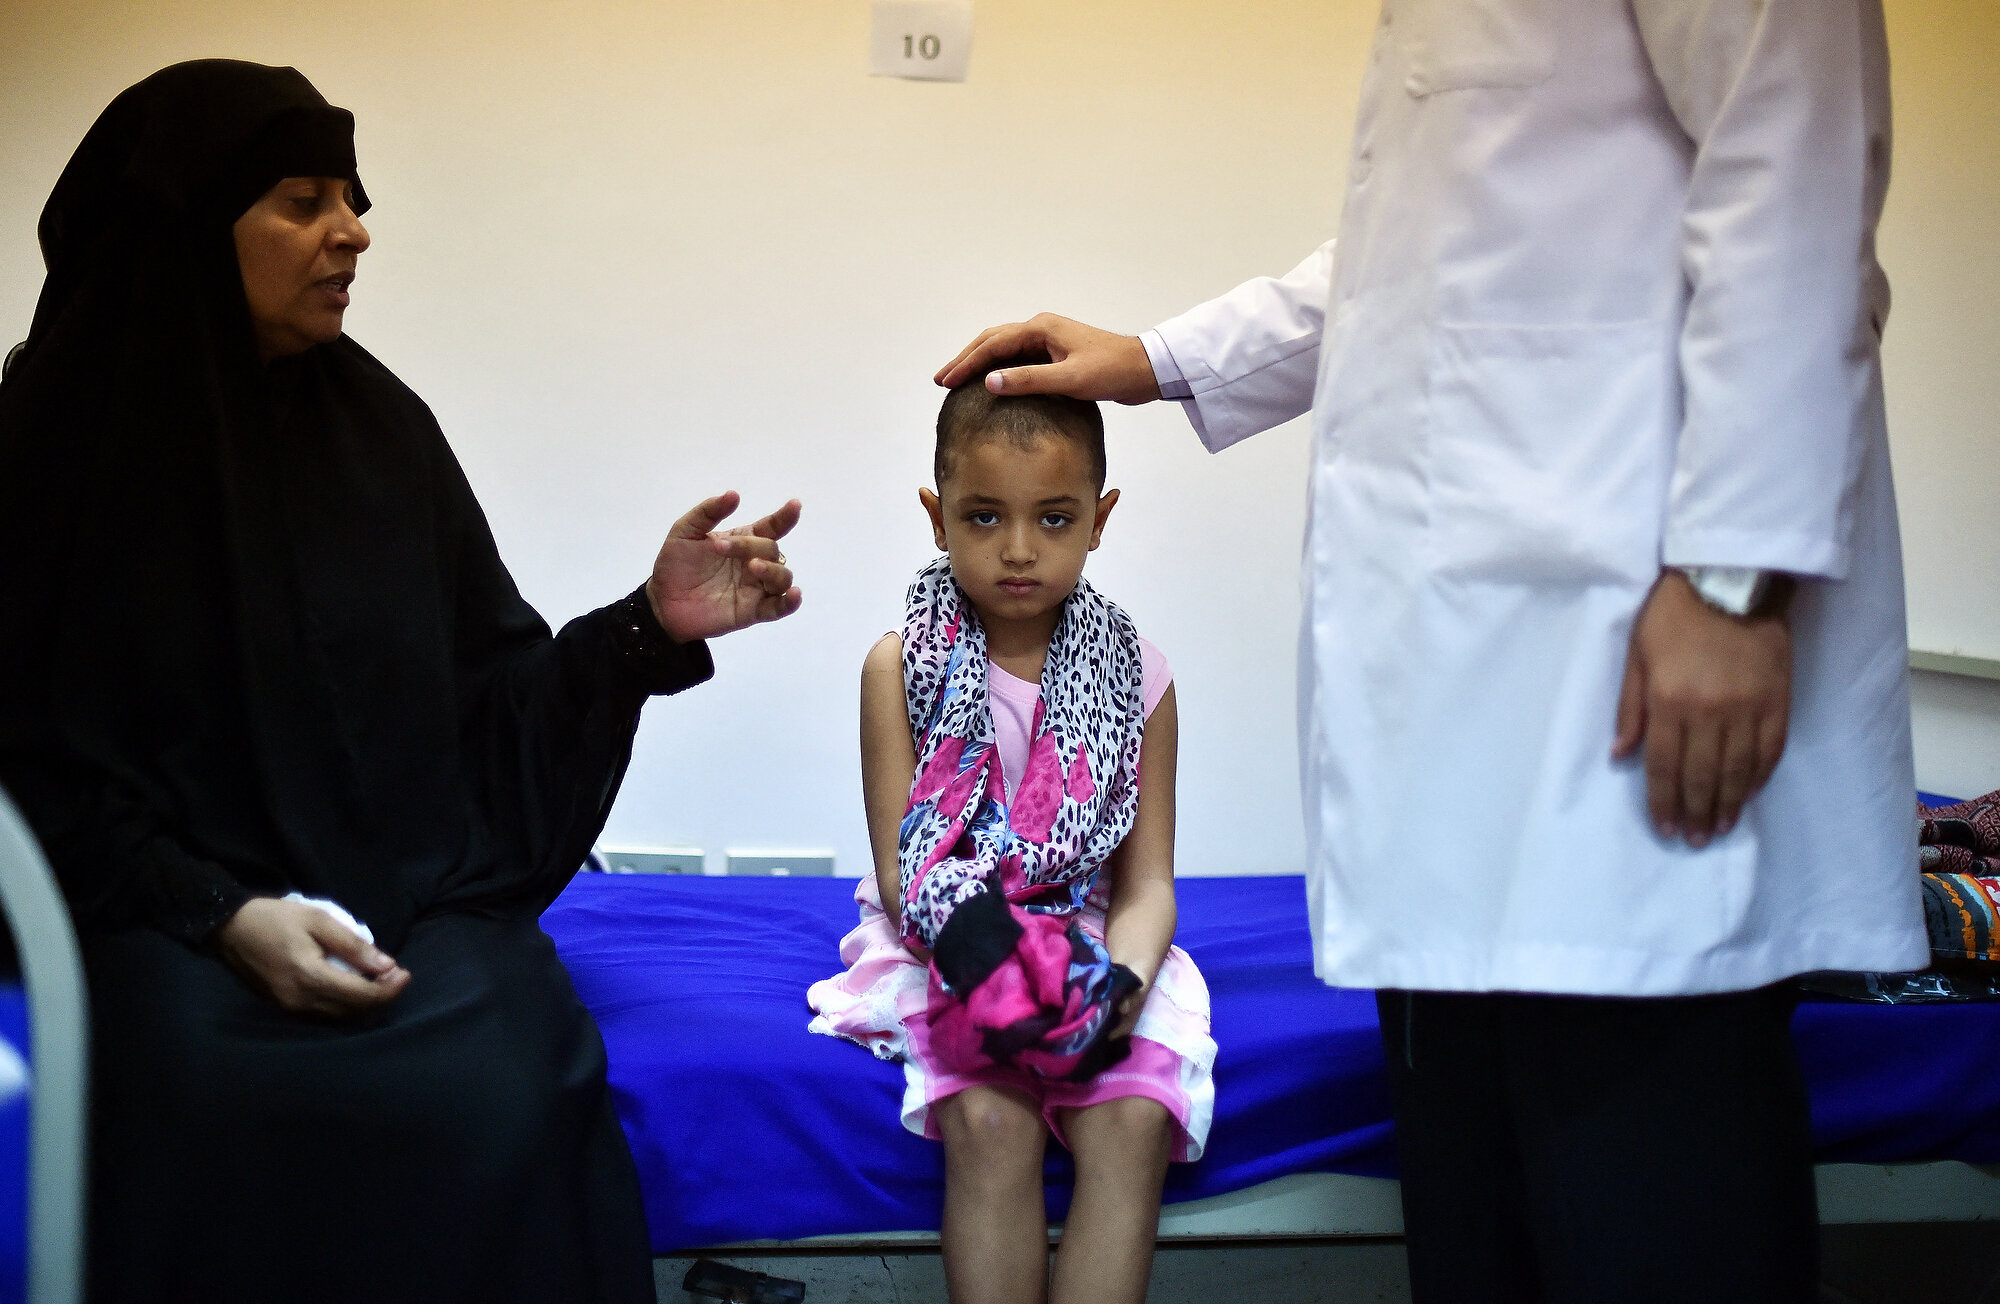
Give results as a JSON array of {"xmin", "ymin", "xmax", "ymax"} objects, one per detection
[
  {"xmin": 86, "ymin": 915, "xmax": 653, "ymax": 1304},
  {"xmin": 931, "ymin": 880, "xmax": 1022, "ymax": 994}
]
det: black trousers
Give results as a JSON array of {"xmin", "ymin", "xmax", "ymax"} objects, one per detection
[{"xmin": 1377, "ymin": 987, "xmax": 1819, "ymax": 1304}]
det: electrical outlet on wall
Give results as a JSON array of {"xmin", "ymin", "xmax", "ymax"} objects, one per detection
[
  {"xmin": 725, "ymin": 851, "xmax": 835, "ymax": 877},
  {"xmin": 596, "ymin": 846, "xmax": 705, "ymax": 875}
]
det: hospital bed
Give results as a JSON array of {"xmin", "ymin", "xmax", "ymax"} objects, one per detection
[
  {"xmin": 540, "ymin": 860, "xmax": 2000, "ymax": 1258},
  {"xmin": 0, "ymin": 807, "xmax": 1993, "ymax": 1302}
]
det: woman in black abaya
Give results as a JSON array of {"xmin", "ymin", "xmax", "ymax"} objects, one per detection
[{"xmin": 0, "ymin": 61, "xmax": 801, "ymax": 1302}]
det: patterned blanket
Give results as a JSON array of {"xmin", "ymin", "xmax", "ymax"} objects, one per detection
[{"xmin": 1919, "ymin": 792, "xmax": 2000, "ymax": 964}]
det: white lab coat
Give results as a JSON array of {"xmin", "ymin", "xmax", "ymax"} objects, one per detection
[{"xmin": 1152, "ymin": 0, "xmax": 1927, "ymax": 995}]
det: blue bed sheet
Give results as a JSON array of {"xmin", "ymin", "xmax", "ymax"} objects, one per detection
[
  {"xmin": 0, "ymin": 986, "xmax": 28, "ymax": 1304},
  {"xmin": 0, "ymin": 797, "xmax": 1973, "ymax": 1273},
  {"xmin": 542, "ymin": 873, "xmax": 2000, "ymax": 1253}
]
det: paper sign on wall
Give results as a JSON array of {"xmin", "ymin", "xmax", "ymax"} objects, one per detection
[{"xmin": 868, "ymin": 1, "xmax": 973, "ymax": 82}]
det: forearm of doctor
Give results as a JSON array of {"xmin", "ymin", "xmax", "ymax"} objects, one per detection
[{"xmin": 1614, "ymin": 571, "xmax": 1795, "ymax": 848}]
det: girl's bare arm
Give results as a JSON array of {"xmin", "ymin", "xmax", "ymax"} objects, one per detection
[
  {"xmin": 1104, "ymin": 684, "xmax": 1179, "ymax": 1029},
  {"xmin": 860, "ymin": 633, "xmax": 918, "ymax": 935}
]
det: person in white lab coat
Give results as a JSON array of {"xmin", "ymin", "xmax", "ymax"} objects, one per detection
[{"xmin": 937, "ymin": 2, "xmax": 1927, "ymax": 1299}]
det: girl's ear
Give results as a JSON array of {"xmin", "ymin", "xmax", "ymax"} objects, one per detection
[
  {"xmin": 919, "ymin": 487, "xmax": 949, "ymax": 552},
  {"xmin": 1088, "ymin": 488, "xmax": 1120, "ymax": 550}
]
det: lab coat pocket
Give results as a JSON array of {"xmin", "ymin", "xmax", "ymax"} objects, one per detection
[
  {"xmin": 1425, "ymin": 320, "xmax": 1675, "ymax": 587},
  {"xmin": 1394, "ymin": 0, "xmax": 1555, "ymax": 96}
]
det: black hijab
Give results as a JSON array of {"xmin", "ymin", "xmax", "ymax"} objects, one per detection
[
  {"xmin": 16, "ymin": 61, "xmax": 367, "ymax": 377},
  {"xmin": 0, "ymin": 61, "xmax": 670, "ymax": 953}
]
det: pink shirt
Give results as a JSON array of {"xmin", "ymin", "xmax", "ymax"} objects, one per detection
[{"xmin": 987, "ymin": 636, "xmax": 1171, "ymax": 801}]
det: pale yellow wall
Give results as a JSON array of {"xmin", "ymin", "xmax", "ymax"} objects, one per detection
[
  {"xmin": 1878, "ymin": 0, "xmax": 2000, "ymax": 664},
  {"xmin": 0, "ymin": 0, "xmax": 1368, "ymax": 875},
  {"xmin": 0, "ymin": 2, "xmax": 1993, "ymax": 869}
]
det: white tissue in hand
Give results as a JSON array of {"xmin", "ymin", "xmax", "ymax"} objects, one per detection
[{"xmin": 283, "ymin": 892, "xmax": 376, "ymax": 975}]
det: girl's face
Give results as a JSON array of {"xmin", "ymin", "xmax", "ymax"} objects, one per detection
[
  {"xmin": 921, "ymin": 432, "xmax": 1118, "ymax": 634},
  {"xmin": 231, "ymin": 176, "xmax": 370, "ymax": 362}
]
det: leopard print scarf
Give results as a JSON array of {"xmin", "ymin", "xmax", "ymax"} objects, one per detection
[{"xmin": 897, "ymin": 554, "xmax": 1146, "ymax": 949}]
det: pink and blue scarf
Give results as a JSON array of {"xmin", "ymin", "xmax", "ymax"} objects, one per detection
[{"xmin": 898, "ymin": 555, "xmax": 1148, "ymax": 1080}]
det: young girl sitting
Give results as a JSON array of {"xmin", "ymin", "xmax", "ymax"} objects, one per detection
[{"xmin": 808, "ymin": 361, "xmax": 1215, "ymax": 1304}]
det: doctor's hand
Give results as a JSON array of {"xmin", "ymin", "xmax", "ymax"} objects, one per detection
[
  {"xmin": 647, "ymin": 492, "xmax": 803, "ymax": 643},
  {"xmin": 216, "ymin": 897, "xmax": 410, "ymax": 1018},
  {"xmin": 1613, "ymin": 572, "xmax": 1793, "ymax": 849},
  {"xmin": 935, "ymin": 314, "xmax": 1161, "ymax": 405}
]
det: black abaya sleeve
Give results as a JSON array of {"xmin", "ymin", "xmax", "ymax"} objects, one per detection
[
  {"xmin": 2, "ymin": 757, "xmax": 254, "ymax": 945},
  {"xmin": 429, "ymin": 434, "xmax": 713, "ymax": 917},
  {"xmin": 0, "ymin": 375, "xmax": 254, "ymax": 945}
]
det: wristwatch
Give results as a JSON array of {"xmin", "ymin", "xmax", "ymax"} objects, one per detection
[{"xmin": 1676, "ymin": 566, "xmax": 1788, "ymax": 617}]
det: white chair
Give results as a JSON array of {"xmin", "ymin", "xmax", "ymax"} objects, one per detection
[{"xmin": 0, "ymin": 788, "xmax": 86, "ymax": 1304}]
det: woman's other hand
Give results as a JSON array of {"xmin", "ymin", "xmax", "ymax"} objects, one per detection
[
  {"xmin": 648, "ymin": 491, "xmax": 803, "ymax": 643},
  {"xmin": 934, "ymin": 313, "xmax": 1161, "ymax": 405},
  {"xmin": 216, "ymin": 897, "xmax": 410, "ymax": 1017}
]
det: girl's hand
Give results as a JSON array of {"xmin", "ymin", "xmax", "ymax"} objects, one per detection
[
  {"xmin": 647, "ymin": 492, "xmax": 803, "ymax": 643},
  {"xmin": 1108, "ymin": 984, "xmax": 1146, "ymax": 1040},
  {"xmin": 216, "ymin": 897, "xmax": 410, "ymax": 1018}
]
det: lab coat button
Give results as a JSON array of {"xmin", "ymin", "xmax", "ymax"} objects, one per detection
[{"xmin": 1353, "ymin": 153, "xmax": 1373, "ymax": 184}]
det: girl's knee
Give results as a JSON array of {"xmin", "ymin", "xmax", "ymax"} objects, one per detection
[
  {"xmin": 940, "ymin": 1087, "xmax": 1046, "ymax": 1163},
  {"xmin": 1068, "ymin": 1096, "xmax": 1172, "ymax": 1154}
]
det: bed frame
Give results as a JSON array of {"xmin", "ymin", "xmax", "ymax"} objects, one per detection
[{"xmin": 698, "ymin": 1159, "xmax": 2000, "ymax": 1255}]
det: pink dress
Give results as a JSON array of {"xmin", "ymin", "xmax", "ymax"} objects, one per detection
[{"xmin": 808, "ymin": 637, "xmax": 1217, "ymax": 1162}]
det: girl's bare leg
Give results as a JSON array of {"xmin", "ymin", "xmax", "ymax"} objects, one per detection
[
  {"xmin": 938, "ymin": 1085, "xmax": 1051, "ymax": 1304},
  {"xmin": 1050, "ymin": 1097, "xmax": 1172, "ymax": 1304}
]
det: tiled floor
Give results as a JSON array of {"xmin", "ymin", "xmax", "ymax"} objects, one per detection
[
  {"xmin": 657, "ymin": 1224, "xmax": 2000, "ymax": 1304},
  {"xmin": 1820, "ymin": 1223, "xmax": 2000, "ymax": 1304},
  {"xmin": 656, "ymin": 1242, "xmax": 1412, "ymax": 1303}
]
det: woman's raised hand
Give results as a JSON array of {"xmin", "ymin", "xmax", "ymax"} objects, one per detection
[
  {"xmin": 647, "ymin": 492, "xmax": 803, "ymax": 643},
  {"xmin": 934, "ymin": 313, "xmax": 1162, "ymax": 405},
  {"xmin": 215, "ymin": 897, "xmax": 410, "ymax": 1018}
]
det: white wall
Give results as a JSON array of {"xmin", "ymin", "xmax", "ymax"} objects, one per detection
[
  {"xmin": 1, "ymin": 1, "xmax": 1994, "ymax": 884},
  {"xmin": 0, "ymin": 0, "xmax": 1370, "ymax": 878},
  {"xmin": 1912, "ymin": 672, "xmax": 2000, "ymax": 802}
]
